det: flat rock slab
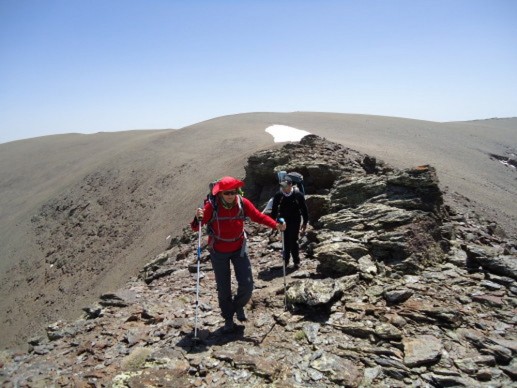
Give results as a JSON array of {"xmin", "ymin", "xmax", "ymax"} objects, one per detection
[{"xmin": 403, "ymin": 335, "xmax": 443, "ymax": 367}]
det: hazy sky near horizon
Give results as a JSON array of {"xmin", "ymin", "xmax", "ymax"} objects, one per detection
[{"xmin": 1, "ymin": 0, "xmax": 516, "ymax": 144}]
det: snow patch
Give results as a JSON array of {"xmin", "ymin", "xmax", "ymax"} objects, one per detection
[{"xmin": 265, "ymin": 125, "xmax": 311, "ymax": 143}]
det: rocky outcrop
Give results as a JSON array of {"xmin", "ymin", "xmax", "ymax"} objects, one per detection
[
  {"xmin": 246, "ymin": 135, "xmax": 448, "ymax": 277},
  {"xmin": 2, "ymin": 135, "xmax": 516, "ymax": 387}
]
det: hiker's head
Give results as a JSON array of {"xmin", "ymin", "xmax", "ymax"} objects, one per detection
[
  {"xmin": 212, "ymin": 176, "xmax": 244, "ymax": 199},
  {"xmin": 280, "ymin": 176, "xmax": 293, "ymax": 192}
]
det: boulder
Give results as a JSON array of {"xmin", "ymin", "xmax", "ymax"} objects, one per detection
[
  {"xmin": 330, "ymin": 175, "xmax": 387, "ymax": 207},
  {"xmin": 310, "ymin": 352, "xmax": 363, "ymax": 386},
  {"xmin": 403, "ymin": 335, "xmax": 443, "ymax": 367},
  {"xmin": 304, "ymin": 194, "xmax": 330, "ymax": 224},
  {"xmin": 375, "ymin": 323, "xmax": 403, "ymax": 341},
  {"xmin": 286, "ymin": 279, "xmax": 343, "ymax": 307},
  {"xmin": 99, "ymin": 290, "xmax": 138, "ymax": 307},
  {"xmin": 313, "ymin": 242, "xmax": 369, "ymax": 277},
  {"xmin": 382, "ymin": 166, "xmax": 443, "ymax": 212},
  {"xmin": 358, "ymin": 255, "xmax": 377, "ymax": 275},
  {"xmin": 471, "ymin": 252, "xmax": 517, "ymax": 280},
  {"xmin": 384, "ymin": 289, "xmax": 414, "ymax": 304},
  {"xmin": 320, "ymin": 203, "xmax": 420, "ymax": 232},
  {"xmin": 318, "ymin": 208, "xmax": 363, "ymax": 231}
]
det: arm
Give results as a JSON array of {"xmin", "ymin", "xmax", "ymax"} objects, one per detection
[
  {"xmin": 243, "ymin": 198, "xmax": 282, "ymax": 230},
  {"xmin": 270, "ymin": 193, "xmax": 280, "ymax": 220},
  {"xmin": 190, "ymin": 200, "xmax": 214, "ymax": 231},
  {"xmin": 297, "ymin": 192, "xmax": 309, "ymax": 227}
]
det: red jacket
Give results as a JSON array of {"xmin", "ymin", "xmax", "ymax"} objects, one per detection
[{"xmin": 191, "ymin": 196, "xmax": 277, "ymax": 253}]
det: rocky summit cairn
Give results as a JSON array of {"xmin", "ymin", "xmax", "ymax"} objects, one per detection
[{"xmin": 2, "ymin": 135, "xmax": 516, "ymax": 387}]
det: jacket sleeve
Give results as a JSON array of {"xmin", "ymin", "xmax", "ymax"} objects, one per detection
[
  {"xmin": 298, "ymin": 192, "xmax": 309, "ymax": 226},
  {"xmin": 190, "ymin": 200, "xmax": 214, "ymax": 231},
  {"xmin": 270, "ymin": 193, "xmax": 280, "ymax": 221},
  {"xmin": 243, "ymin": 198, "xmax": 278, "ymax": 229}
]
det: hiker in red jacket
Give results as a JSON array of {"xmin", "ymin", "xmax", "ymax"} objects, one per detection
[{"xmin": 192, "ymin": 176, "xmax": 286, "ymax": 333}]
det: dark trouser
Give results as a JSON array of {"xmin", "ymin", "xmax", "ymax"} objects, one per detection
[
  {"xmin": 210, "ymin": 248, "xmax": 253, "ymax": 321},
  {"xmin": 283, "ymin": 220, "xmax": 301, "ymax": 265}
]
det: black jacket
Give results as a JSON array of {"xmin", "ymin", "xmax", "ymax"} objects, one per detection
[{"xmin": 271, "ymin": 189, "xmax": 308, "ymax": 226}]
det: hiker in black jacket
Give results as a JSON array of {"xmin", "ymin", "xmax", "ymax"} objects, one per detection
[{"xmin": 271, "ymin": 176, "xmax": 308, "ymax": 269}]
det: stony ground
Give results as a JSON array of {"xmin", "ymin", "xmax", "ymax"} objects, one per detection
[{"xmin": 1, "ymin": 136, "xmax": 516, "ymax": 387}]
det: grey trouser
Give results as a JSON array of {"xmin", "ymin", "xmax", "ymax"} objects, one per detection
[{"xmin": 210, "ymin": 248, "xmax": 253, "ymax": 321}]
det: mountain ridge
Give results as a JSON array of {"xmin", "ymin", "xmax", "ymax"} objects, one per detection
[
  {"xmin": 2, "ymin": 135, "xmax": 515, "ymax": 387},
  {"xmin": 0, "ymin": 112, "xmax": 515, "ymax": 351}
]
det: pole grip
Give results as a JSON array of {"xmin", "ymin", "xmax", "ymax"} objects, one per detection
[{"xmin": 197, "ymin": 221, "xmax": 202, "ymax": 259}]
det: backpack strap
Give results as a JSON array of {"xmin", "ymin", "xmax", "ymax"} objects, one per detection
[
  {"xmin": 206, "ymin": 195, "xmax": 247, "ymax": 245},
  {"xmin": 210, "ymin": 195, "xmax": 246, "ymax": 221}
]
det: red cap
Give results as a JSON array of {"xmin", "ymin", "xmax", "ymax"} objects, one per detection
[{"xmin": 211, "ymin": 176, "xmax": 244, "ymax": 195}]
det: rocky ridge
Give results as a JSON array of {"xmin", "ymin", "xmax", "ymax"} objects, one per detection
[{"xmin": 1, "ymin": 135, "xmax": 516, "ymax": 387}]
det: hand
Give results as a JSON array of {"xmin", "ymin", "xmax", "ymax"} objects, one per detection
[
  {"xmin": 300, "ymin": 224, "xmax": 307, "ymax": 236},
  {"xmin": 196, "ymin": 208, "xmax": 204, "ymax": 220},
  {"xmin": 276, "ymin": 222, "xmax": 286, "ymax": 232}
]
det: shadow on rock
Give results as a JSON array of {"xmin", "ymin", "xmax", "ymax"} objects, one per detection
[
  {"xmin": 176, "ymin": 324, "xmax": 260, "ymax": 353},
  {"xmin": 258, "ymin": 265, "xmax": 299, "ymax": 281},
  {"xmin": 289, "ymin": 305, "xmax": 332, "ymax": 324}
]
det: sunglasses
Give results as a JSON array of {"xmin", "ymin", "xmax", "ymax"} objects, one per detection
[{"xmin": 222, "ymin": 190, "xmax": 237, "ymax": 195}]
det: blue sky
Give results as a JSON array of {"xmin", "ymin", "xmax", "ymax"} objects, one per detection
[{"xmin": 1, "ymin": 0, "xmax": 516, "ymax": 144}]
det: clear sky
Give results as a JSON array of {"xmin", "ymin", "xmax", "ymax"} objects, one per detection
[{"xmin": 1, "ymin": 0, "xmax": 516, "ymax": 144}]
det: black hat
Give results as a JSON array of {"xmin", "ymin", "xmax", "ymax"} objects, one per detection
[{"xmin": 280, "ymin": 176, "xmax": 293, "ymax": 187}]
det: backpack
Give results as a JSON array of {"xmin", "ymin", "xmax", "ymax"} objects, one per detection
[
  {"xmin": 276, "ymin": 171, "xmax": 306, "ymax": 219},
  {"xmin": 277, "ymin": 170, "xmax": 305, "ymax": 194}
]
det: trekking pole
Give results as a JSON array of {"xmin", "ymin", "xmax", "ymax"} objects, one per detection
[
  {"xmin": 277, "ymin": 218, "xmax": 287, "ymax": 310},
  {"xmin": 193, "ymin": 218, "xmax": 202, "ymax": 343}
]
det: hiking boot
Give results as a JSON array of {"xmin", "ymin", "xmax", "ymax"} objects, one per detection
[
  {"xmin": 222, "ymin": 319, "xmax": 235, "ymax": 333},
  {"xmin": 236, "ymin": 307, "xmax": 247, "ymax": 322}
]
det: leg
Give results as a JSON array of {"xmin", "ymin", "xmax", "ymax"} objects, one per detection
[
  {"xmin": 291, "ymin": 226, "xmax": 301, "ymax": 265},
  {"xmin": 285, "ymin": 222, "xmax": 301, "ymax": 265},
  {"xmin": 210, "ymin": 250, "xmax": 234, "ymax": 320},
  {"xmin": 283, "ymin": 227, "xmax": 292, "ymax": 265},
  {"xmin": 231, "ymin": 251, "xmax": 254, "ymax": 314}
]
